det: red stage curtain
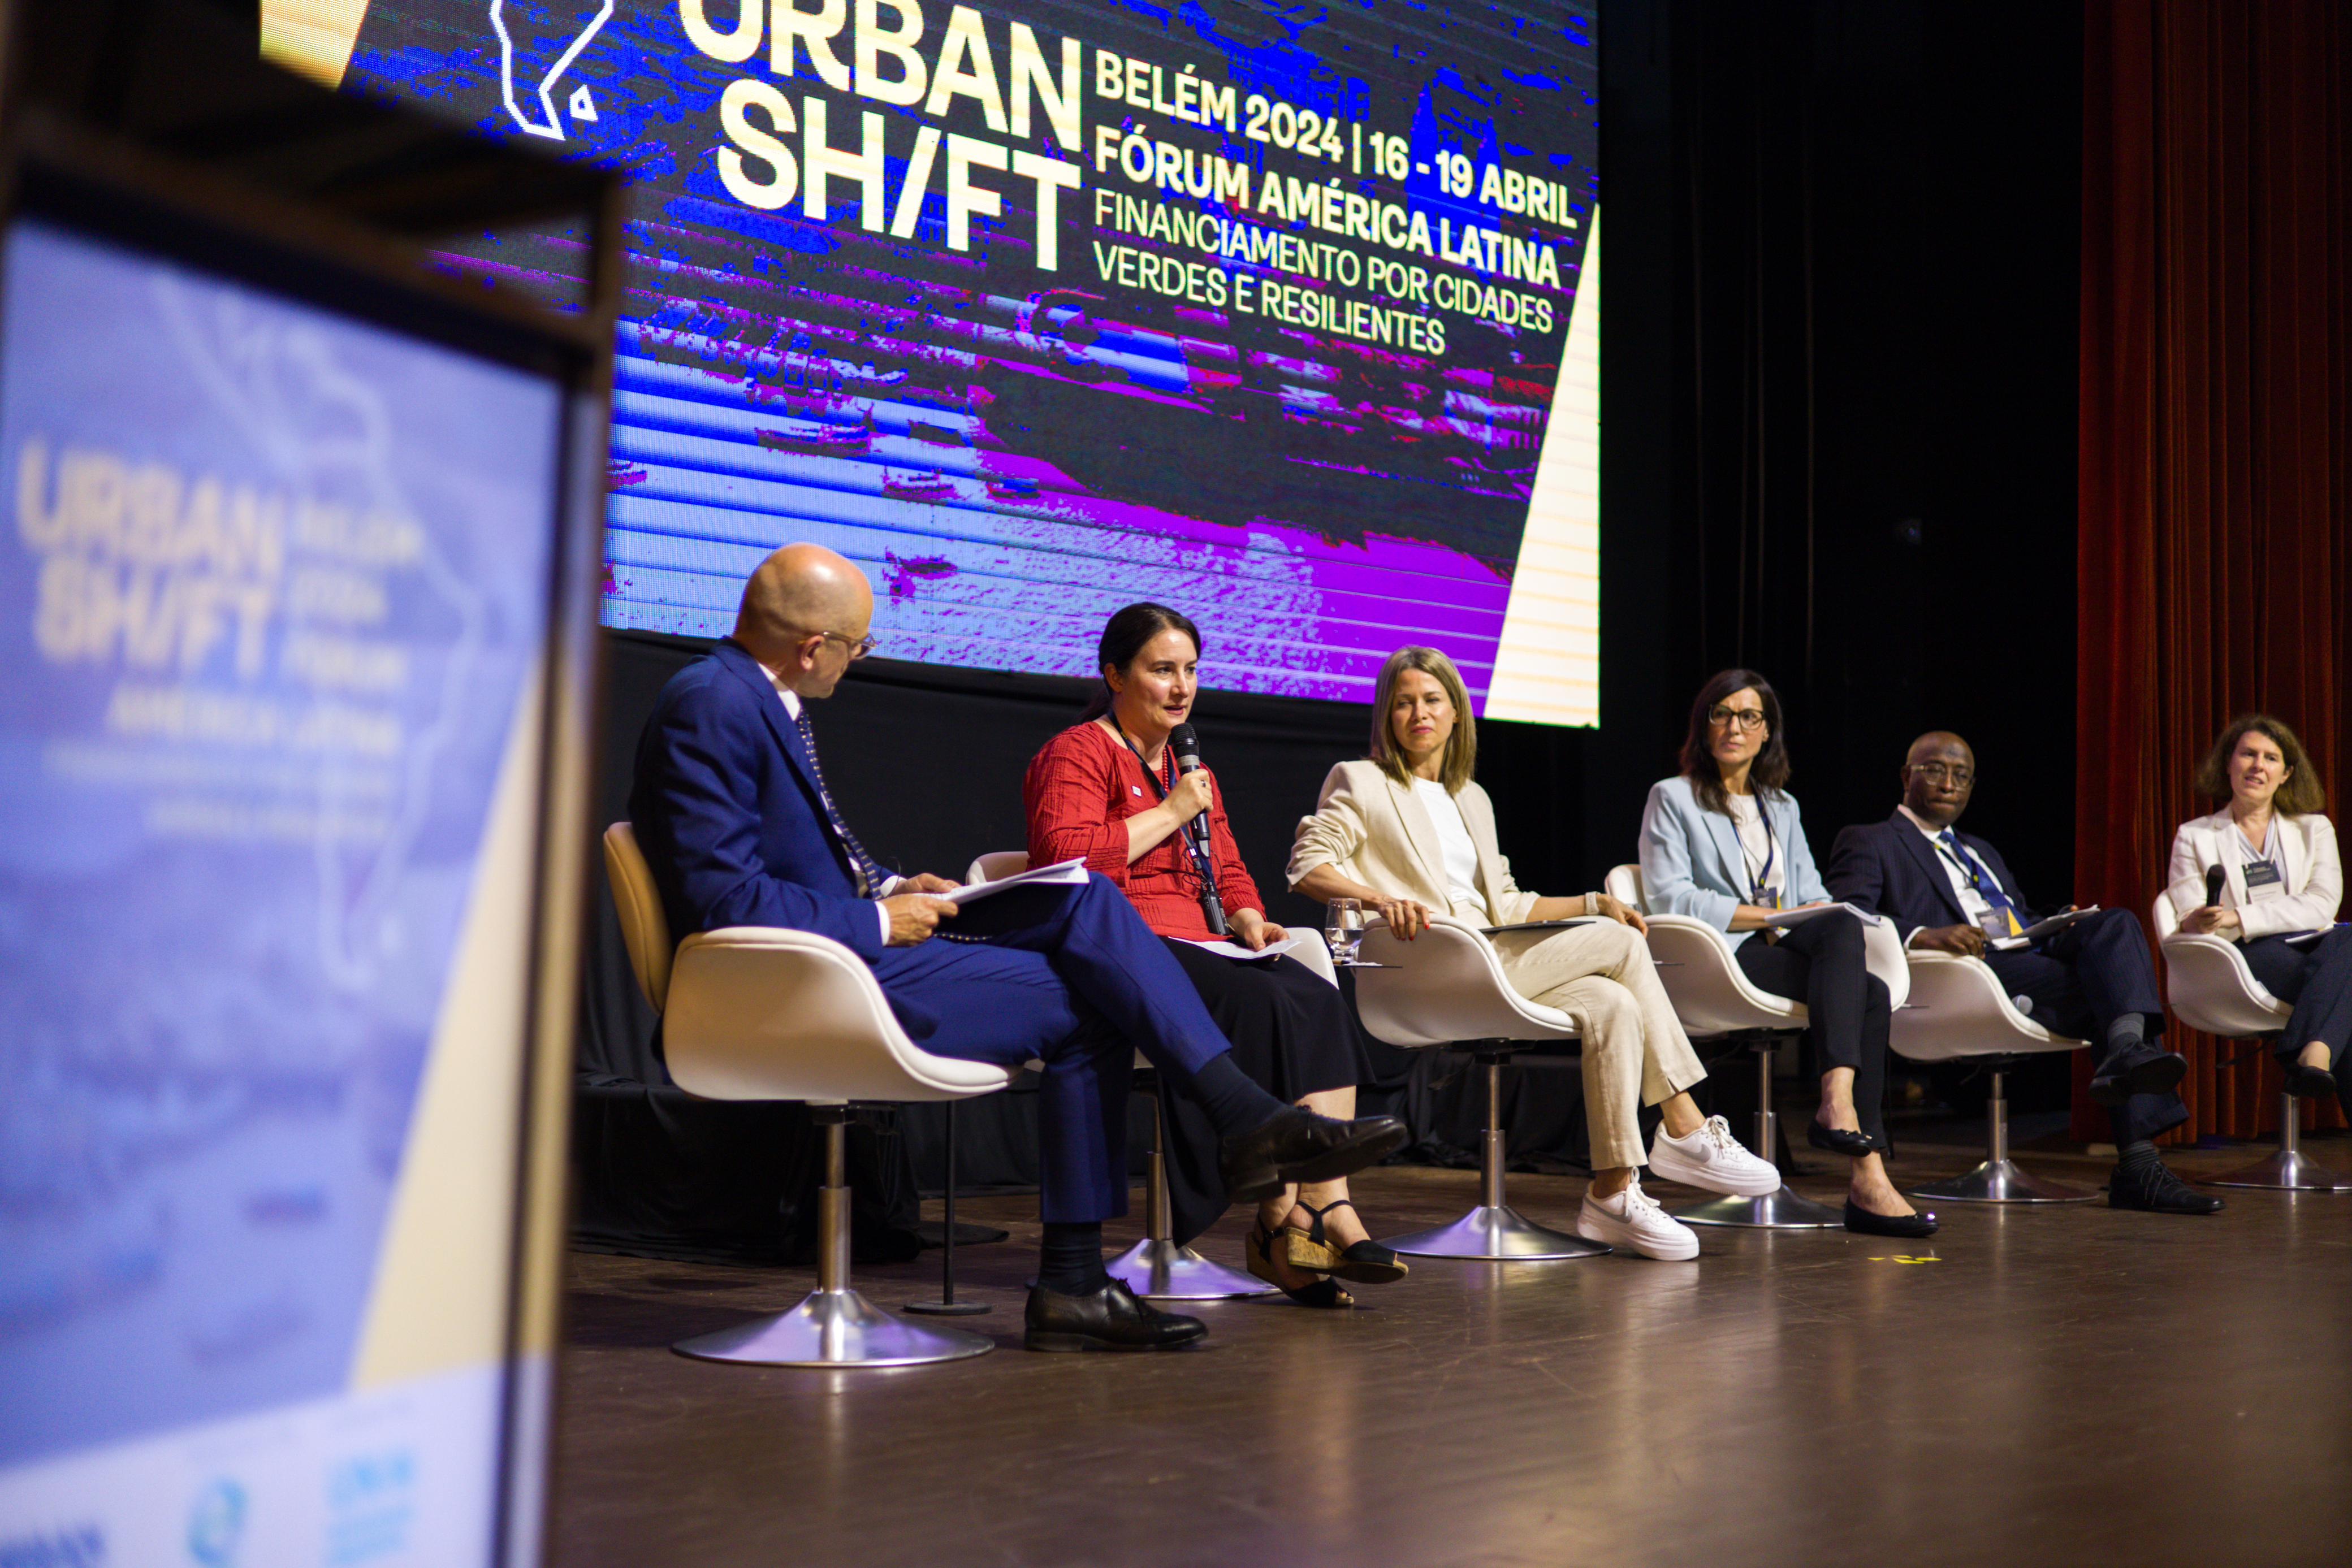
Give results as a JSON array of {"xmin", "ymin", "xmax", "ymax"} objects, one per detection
[{"xmin": 2076, "ymin": 0, "xmax": 2352, "ymax": 1143}]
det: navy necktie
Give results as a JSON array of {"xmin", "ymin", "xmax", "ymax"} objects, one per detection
[
  {"xmin": 1939, "ymin": 828, "xmax": 2022, "ymax": 937},
  {"xmin": 793, "ymin": 708, "xmax": 887, "ymax": 897}
]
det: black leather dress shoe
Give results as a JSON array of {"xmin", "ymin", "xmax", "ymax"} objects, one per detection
[
  {"xmin": 1220, "ymin": 1107, "xmax": 1409, "ymax": 1203},
  {"xmin": 2089, "ymin": 1043, "xmax": 2188, "ymax": 1106},
  {"xmin": 1808, "ymin": 1119, "xmax": 1875, "ymax": 1158},
  {"xmin": 2285, "ymin": 1062, "xmax": 2338, "ymax": 1100},
  {"xmin": 1843, "ymin": 1199, "xmax": 1938, "ymax": 1238},
  {"xmin": 1023, "ymin": 1279, "xmax": 1208, "ymax": 1352},
  {"xmin": 2108, "ymin": 1158, "xmax": 2224, "ymax": 1215}
]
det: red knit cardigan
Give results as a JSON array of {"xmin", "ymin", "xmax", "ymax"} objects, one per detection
[{"xmin": 1022, "ymin": 721, "xmax": 1264, "ymax": 941}]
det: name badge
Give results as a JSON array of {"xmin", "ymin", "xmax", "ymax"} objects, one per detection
[
  {"xmin": 2245, "ymin": 859, "xmax": 2285, "ymax": 899},
  {"xmin": 1977, "ymin": 907, "xmax": 2012, "ymax": 939}
]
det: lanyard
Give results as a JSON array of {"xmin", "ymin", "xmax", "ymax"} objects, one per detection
[
  {"xmin": 1935, "ymin": 832, "xmax": 2025, "ymax": 937},
  {"xmin": 1737, "ymin": 802, "xmax": 1779, "ymax": 907},
  {"xmin": 1934, "ymin": 836, "xmax": 2003, "ymax": 900},
  {"xmin": 1932, "ymin": 837, "xmax": 1982, "ymax": 887},
  {"xmin": 1114, "ymin": 726, "xmax": 1219, "ymax": 890},
  {"xmin": 2238, "ymin": 821, "xmax": 2281, "ymax": 881}
]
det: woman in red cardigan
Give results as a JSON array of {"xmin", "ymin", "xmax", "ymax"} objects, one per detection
[{"xmin": 1023, "ymin": 604, "xmax": 1396, "ymax": 1306}]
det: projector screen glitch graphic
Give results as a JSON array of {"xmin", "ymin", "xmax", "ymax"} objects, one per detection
[{"xmin": 315, "ymin": 0, "xmax": 1598, "ymax": 723}]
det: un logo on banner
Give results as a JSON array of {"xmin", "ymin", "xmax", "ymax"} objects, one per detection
[{"xmin": 185, "ymin": 1479, "xmax": 246, "ymax": 1567}]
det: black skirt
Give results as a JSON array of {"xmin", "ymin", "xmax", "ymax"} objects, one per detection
[{"xmin": 1154, "ymin": 937, "xmax": 1375, "ymax": 1245}]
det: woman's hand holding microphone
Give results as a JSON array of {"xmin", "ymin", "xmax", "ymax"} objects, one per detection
[{"xmin": 1161, "ymin": 769, "xmax": 1215, "ymax": 829}]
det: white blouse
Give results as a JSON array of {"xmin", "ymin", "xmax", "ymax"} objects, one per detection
[
  {"xmin": 1726, "ymin": 792, "xmax": 1785, "ymax": 902},
  {"xmin": 1411, "ymin": 778, "xmax": 1485, "ymax": 916}
]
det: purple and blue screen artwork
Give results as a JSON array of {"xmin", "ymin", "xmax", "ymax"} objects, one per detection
[{"xmin": 313, "ymin": 0, "xmax": 1599, "ymax": 721}]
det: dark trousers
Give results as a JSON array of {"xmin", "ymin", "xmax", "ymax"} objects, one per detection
[
  {"xmin": 873, "ymin": 873, "xmax": 1236, "ymax": 1224},
  {"xmin": 2244, "ymin": 926, "xmax": 2352, "ymax": 1071},
  {"xmin": 1156, "ymin": 939, "xmax": 1374, "ymax": 1245},
  {"xmin": 1982, "ymin": 907, "xmax": 2184, "ymax": 1146},
  {"xmin": 1735, "ymin": 909, "xmax": 1891, "ymax": 1144}
]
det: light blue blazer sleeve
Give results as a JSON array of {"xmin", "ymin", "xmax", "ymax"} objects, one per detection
[
  {"xmin": 1638, "ymin": 777, "xmax": 1740, "ymax": 933},
  {"xmin": 1776, "ymin": 792, "xmax": 1831, "ymax": 907}
]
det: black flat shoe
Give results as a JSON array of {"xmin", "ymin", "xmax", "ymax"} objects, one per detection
[
  {"xmin": 2108, "ymin": 1159, "xmax": 2224, "ymax": 1215},
  {"xmin": 1843, "ymin": 1199, "xmax": 1938, "ymax": 1238},
  {"xmin": 2089, "ymin": 1045, "xmax": 2189, "ymax": 1107},
  {"xmin": 2284, "ymin": 1062, "xmax": 2338, "ymax": 1100},
  {"xmin": 1024, "ymin": 1279, "xmax": 1209, "ymax": 1352},
  {"xmin": 1808, "ymin": 1119, "xmax": 1875, "ymax": 1158},
  {"xmin": 1248, "ymin": 1222, "xmax": 1354, "ymax": 1309},
  {"xmin": 1220, "ymin": 1108, "xmax": 1408, "ymax": 1204},
  {"xmin": 1295, "ymin": 1198, "xmax": 1408, "ymax": 1285}
]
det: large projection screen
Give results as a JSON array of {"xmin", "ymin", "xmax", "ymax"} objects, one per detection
[{"xmin": 279, "ymin": 0, "xmax": 1598, "ymax": 724}]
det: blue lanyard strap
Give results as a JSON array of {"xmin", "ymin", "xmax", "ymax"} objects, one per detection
[
  {"xmin": 1739, "ymin": 804, "xmax": 1779, "ymax": 906},
  {"xmin": 1116, "ymin": 727, "xmax": 1218, "ymax": 891},
  {"xmin": 1936, "ymin": 832, "xmax": 2022, "ymax": 921}
]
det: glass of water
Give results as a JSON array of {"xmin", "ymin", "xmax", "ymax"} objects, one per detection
[{"xmin": 1325, "ymin": 898, "xmax": 1365, "ymax": 965}]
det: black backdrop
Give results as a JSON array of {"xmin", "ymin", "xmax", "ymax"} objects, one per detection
[{"xmin": 570, "ymin": 0, "xmax": 2090, "ymax": 1259}]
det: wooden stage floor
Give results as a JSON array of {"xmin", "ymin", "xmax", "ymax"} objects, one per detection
[{"xmin": 548, "ymin": 1132, "xmax": 2352, "ymax": 1568}]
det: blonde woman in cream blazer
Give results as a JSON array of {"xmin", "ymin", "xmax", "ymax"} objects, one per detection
[
  {"xmin": 1287, "ymin": 648, "xmax": 1782, "ymax": 1261},
  {"xmin": 2165, "ymin": 714, "xmax": 2352, "ymax": 1102}
]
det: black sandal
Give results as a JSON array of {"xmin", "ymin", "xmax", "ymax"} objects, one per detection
[
  {"xmin": 1248, "ymin": 1220, "xmax": 1353, "ymax": 1309},
  {"xmin": 1295, "ymin": 1199, "xmax": 1409, "ymax": 1285}
]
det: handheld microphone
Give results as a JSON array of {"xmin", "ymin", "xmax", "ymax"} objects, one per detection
[
  {"xmin": 1167, "ymin": 722, "xmax": 1227, "ymax": 935},
  {"xmin": 2206, "ymin": 864, "xmax": 2226, "ymax": 908}
]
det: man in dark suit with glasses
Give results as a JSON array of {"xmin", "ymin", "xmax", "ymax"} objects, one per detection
[{"xmin": 1826, "ymin": 731, "xmax": 2217, "ymax": 1215}]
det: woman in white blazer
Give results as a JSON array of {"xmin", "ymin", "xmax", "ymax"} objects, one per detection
[
  {"xmin": 1289, "ymin": 647, "xmax": 1781, "ymax": 1261},
  {"xmin": 1638, "ymin": 669, "xmax": 1931, "ymax": 1238},
  {"xmin": 2167, "ymin": 714, "xmax": 2351, "ymax": 1101}
]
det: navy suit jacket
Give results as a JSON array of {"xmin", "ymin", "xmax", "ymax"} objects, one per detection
[
  {"xmin": 629, "ymin": 637, "xmax": 888, "ymax": 967},
  {"xmin": 1825, "ymin": 810, "xmax": 2043, "ymax": 945}
]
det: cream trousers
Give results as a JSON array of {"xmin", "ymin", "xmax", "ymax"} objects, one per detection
[{"xmin": 1487, "ymin": 920, "xmax": 1707, "ymax": 1172}]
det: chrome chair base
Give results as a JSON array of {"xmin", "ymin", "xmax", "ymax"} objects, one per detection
[
  {"xmin": 1108, "ymin": 1237, "xmax": 1277, "ymax": 1300},
  {"xmin": 1909, "ymin": 1157, "xmax": 2095, "ymax": 1203},
  {"xmin": 1675, "ymin": 1186, "xmax": 1844, "ymax": 1228},
  {"xmin": 2203, "ymin": 1089, "xmax": 2352, "ymax": 1190},
  {"xmin": 1379, "ymin": 1055, "xmax": 1609, "ymax": 1260},
  {"xmin": 1673, "ymin": 1039, "xmax": 1839, "ymax": 1228},
  {"xmin": 1112, "ymin": 1086, "xmax": 1278, "ymax": 1299},
  {"xmin": 1385, "ymin": 1203, "xmax": 1611, "ymax": 1260},
  {"xmin": 675, "ymin": 1287, "xmax": 993, "ymax": 1367},
  {"xmin": 2205, "ymin": 1149, "xmax": 2352, "ymax": 1192}
]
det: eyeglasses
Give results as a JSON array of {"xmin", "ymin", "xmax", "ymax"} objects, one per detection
[
  {"xmin": 1706, "ymin": 705, "xmax": 1768, "ymax": 731},
  {"xmin": 812, "ymin": 631, "xmax": 878, "ymax": 660},
  {"xmin": 1908, "ymin": 762, "xmax": 1974, "ymax": 786}
]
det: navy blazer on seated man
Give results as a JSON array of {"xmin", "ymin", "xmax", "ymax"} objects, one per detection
[
  {"xmin": 630, "ymin": 633, "xmax": 1242, "ymax": 1223},
  {"xmin": 1824, "ymin": 735, "xmax": 2191, "ymax": 1150}
]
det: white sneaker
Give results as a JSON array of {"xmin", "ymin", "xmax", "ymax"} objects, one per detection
[
  {"xmin": 1576, "ymin": 1175, "xmax": 1700, "ymax": 1261},
  {"xmin": 1648, "ymin": 1115, "xmax": 1783, "ymax": 1198}
]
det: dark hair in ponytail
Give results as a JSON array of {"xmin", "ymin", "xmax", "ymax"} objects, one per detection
[{"xmin": 1079, "ymin": 603, "xmax": 1203, "ymax": 721}]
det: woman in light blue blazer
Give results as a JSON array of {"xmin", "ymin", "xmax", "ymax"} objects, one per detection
[{"xmin": 1639, "ymin": 669, "xmax": 1931, "ymax": 1238}]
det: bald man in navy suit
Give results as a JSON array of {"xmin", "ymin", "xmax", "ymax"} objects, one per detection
[
  {"xmin": 630, "ymin": 544, "xmax": 1406, "ymax": 1349},
  {"xmin": 1826, "ymin": 731, "xmax": 2220, "ymax": 1215}
]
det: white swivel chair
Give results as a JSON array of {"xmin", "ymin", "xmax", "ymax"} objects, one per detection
[
  {"xmin": 1353, "ymin": 913, "xmax": 1609, "ymax": 1259},
  {"xmin": 2154, "ymin": 895, "xmax": 2350, "ymax": 1192},
  {"xmin": 1605, "ymin": 864, "xmax": 1921, "ymax": 1228},
  {"xmin": 1888, "ymin": 952, "xmax": 2093, "ymax": 1202},
  {"xmin": 604, "ymin": 822, "xmax": 1015, "ymax": 1367},
  {"xmin": 962, "ymin": 852, "xmax": 1291, "ymax": 1300}
]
